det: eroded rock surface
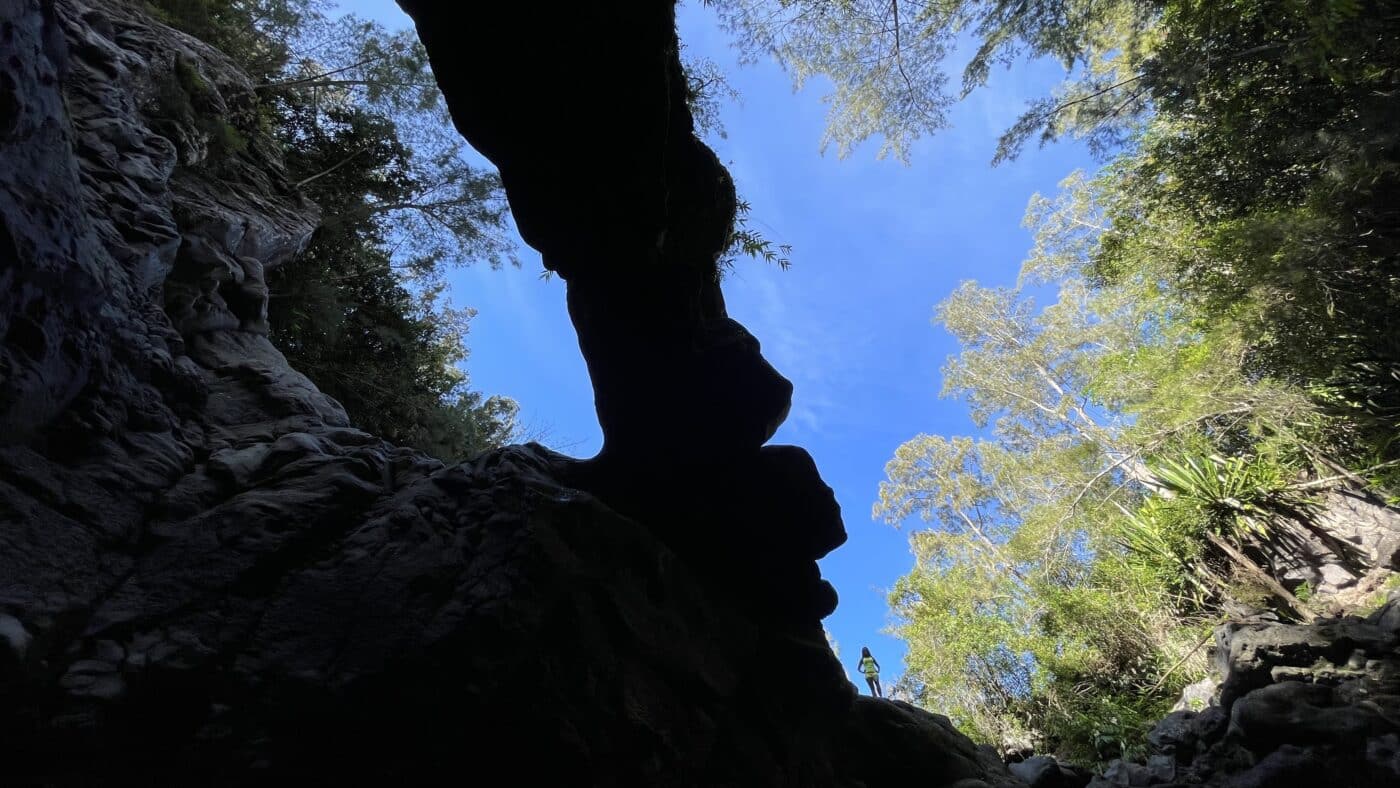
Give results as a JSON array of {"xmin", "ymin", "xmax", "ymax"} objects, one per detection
[
  {"xmin": 1256, "ymin": 490, "xmax": 1400, "ymax": 603},
  {"xmin": 1, "ymin": 1, "xmax": 1011, "ymax": 784},
  {"xmin": 1089, "ymin": 596, "xmax": 1400, "ymax": 787}
]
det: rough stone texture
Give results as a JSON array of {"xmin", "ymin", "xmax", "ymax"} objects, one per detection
[
  {"xmin": 1259, "ymin": 490, "xmax": 1400, "ymax": 599},
  {"xmin": 0, "ymin": 1, "xmax": 1011, "ymax": 784},
  {"xmin": 1215, "ymin": 608, "xmax": 1400, "ymax": 707},
  {"xmin": 7, "ymin": 442, "xmax": 856, "ymax": 784},
  {"xmin": 840, "ymin": 698, "xmax": 1020, "ymax": 787},
  {"xmin": 14, "ymin": 0, "xmax": 1393, "ymax": 784},
  {"xmin": 1089, "ymin": 596, "xmax": 1400, "ymax": 787},
  {"xmin": 1171, "ymin": 677, "xmax": 1219, "ymax": 713},
  {"xmin": 1008, "ymin": 755, "xmax": 1092, "ymax": 788}
]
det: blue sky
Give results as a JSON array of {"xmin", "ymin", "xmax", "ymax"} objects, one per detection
[{"xmin": 339, "ymin": 1, "xmax": 1095, "ymax": 688}]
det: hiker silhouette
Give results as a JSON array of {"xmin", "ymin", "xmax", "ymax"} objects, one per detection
[{"xmin": 856, "ymin": 646, "xmax": 882, "ymax": 697}]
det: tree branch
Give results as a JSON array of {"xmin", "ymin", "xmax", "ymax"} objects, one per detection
[
  {"xmin": 257, "ymin": 54, "xmax": 386, "ymax": 91},
  {"xmin": 295, "ymin": 148, "xmax": 366, "ymax": 189}
]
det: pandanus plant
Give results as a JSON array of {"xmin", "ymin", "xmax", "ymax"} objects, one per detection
[{"xmin": 1116, "ymin": 453, "xmax": 1317, "ymax": 620}]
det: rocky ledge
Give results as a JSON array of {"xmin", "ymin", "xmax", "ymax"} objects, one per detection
[
  {"xmin": 5, "ymin": 437, "xmax": 1008, "ymax": 784},
  {"xmin": 1074, "ymin": 597, "xmax": 1400, "ymax": 788}
]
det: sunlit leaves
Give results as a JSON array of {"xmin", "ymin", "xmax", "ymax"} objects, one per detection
[
  {"xmin": 875, "ymin": 165, "xmax": 1288, "ymax": 758},
  {"xmin": 710, "ymin": 0, "xmax": 1158, "ymax": 162}
]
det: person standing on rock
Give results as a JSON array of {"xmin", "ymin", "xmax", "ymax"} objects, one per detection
[{"xmin": 857, "ymin": 647, "xmax": 882, "ymax": 697}]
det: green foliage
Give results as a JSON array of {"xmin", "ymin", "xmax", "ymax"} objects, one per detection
[
  {"xmin": 1147, "ymin": 453, "xmax": 1304, "ymax": 538},
  {"xmin": 148, "ymin": 54, "xmax": 250, "ymax": 163},
  {"xmin": 710, "ymin": 0, "xmax": 1157, "ymax": 162},
  {"xmin": 870, "ymin": 3, "xmax": 1399, "ymax": 758},
  {"xmin": 150, "ymin": 57, "xmax": 200, "ymax": 127},
  {"xmin": 714, "ymin": 0, "xmax": 1399, "ymax": 762},
  {"xmin": 1294, "ymin": 581, "xmax": 1313, "ymax": 605},
  {"xmin": 1360, "ymin": 574, "xmax": 1400, "ymax": 614},
  {"xmin": 681, "ymin": 53, "xmax": 794, "ymax": 274},
  {"xmin": 878, "ymin": 157, "xmax": 1385, "ymax": 760},
  {"xmin": 1095, "ymin": 0, "xmax": 1400, "ymax": 464},
  {"xmin": 874, "ymin": 215, "xmax": 1221, "ymax": 757},
  {"xmin": 146, "ymin": 0, "xmax": 314, "ymax": 79},
  {"xmin": 149, "ymin": 0, "xmax": 521, "ymax": 459},
  {"xmin": 1114, "ymin": 498, "xmax": 1211, "ymax": 606},
  {"xmin": 268, "ymin": 103, "xmax": 517, "ymax": 458},
  {"xmin": 683, "ymin": 48, "xmax": 740, "ymax": 141},
  {"xmin": 722, "ymin": 201, "xmax": 792, "ymax": 271},
  {"xmin": 210, "ymin": 118, "xmax": 249, "ymax": 155}
]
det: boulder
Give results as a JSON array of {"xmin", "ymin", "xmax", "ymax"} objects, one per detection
[
  {"xmin": 1090, "ymin": 599, "xmax": 1400, "ymax": 787},
  {"xmin": 1009, "ymin": 755, "xmax": 1091, "ymax": 788}
]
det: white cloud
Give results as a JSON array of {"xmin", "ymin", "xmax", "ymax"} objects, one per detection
[{"xmin": 728, "ymin": 269, "xmax": 856, "ymax": 440}]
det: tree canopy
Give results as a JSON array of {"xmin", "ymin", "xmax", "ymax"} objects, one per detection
[
  {"xmin": 712, "ymin": 0, "xmax": 1400, "ymax": 762},
  {"xmin": 711, "ymin": 0, "xmax": 1156, "ymax": 162}
]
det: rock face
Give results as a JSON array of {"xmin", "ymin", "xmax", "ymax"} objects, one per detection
[
  {"xmin": 15, "ymin": 0, "xmax": 1392, "ymax": 784},
  {"xmin": 1089, "ymin": 596, "xmax": 1400, "ymax": 787},
  {"xmin": 394, "ymin": 1, "xmax": 848, "ymax": 630},
  {"xmin": 0, "ymin": 0, "xmax": 1012, "ymax": 784},
  {"xmin": 1258, "ymin": 489, "xmax": 1400, "ymax": 602}
]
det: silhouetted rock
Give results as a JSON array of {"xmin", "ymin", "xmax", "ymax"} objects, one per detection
[
  {"xmin": 0, "ymin": 0, "xmax": 1010, "ymax": 784},
  {"xmin": 840, "ymin": 698, "xmax": 1019, "ymax": 788},
  {"xmin": 396, "ymin": 3, "xmax": 794, "ymax": 468},
  {"xmin": 394, "ymin": 1, "xmax": 844, "ymax": 626}
]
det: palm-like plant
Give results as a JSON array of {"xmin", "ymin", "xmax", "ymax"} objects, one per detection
[
  {"xmin": 1147, "ymin": 454, "xmax": 1296, "ymax": 539},
  {"xmin": 1117, "ymin": 453, "xmax": 1316, "ymax": 618}
]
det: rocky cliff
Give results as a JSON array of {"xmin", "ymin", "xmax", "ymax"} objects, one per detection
[
  {"xmin": 0, "ymin": 1, "xmax": 1013, "ymax": 784},
  {"xmin": 4, "ymin": 1, "xmax": 1399, "ymax": 786}
]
